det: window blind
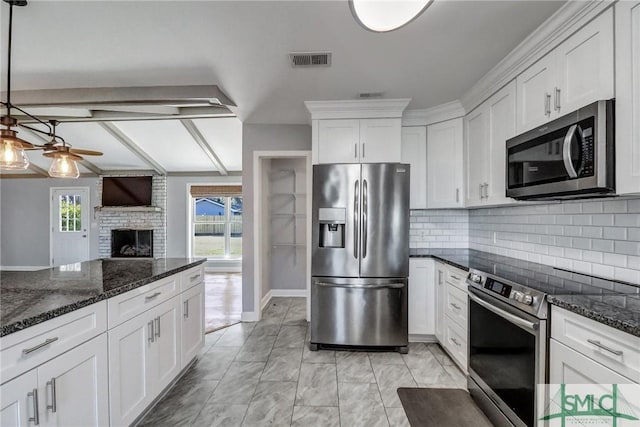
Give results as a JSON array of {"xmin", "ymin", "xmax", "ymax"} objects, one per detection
[{"xmin": 190, "ymin": 185, "xmax": 242, "ymax": 197}]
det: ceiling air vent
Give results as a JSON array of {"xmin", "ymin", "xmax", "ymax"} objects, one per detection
[
  {"xmin": 359, "ymin": 92, "xmax": 385, "ymax": 99},
  {"xmin": 290, "ymin": 52, "xmax": 332, "ymax": 68}
]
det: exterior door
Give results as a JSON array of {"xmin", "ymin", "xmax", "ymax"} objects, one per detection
[
  {"xmin": 50, "ymin": 188, "xmax": 90, "ymax": 267},
  {"xmin": 360, "ymin": 163, "xmax": 409, "ymax": 278},
  {"xmin": 311, "ymin": 163, "xmax": 361, "ymax": 278},
  {"xmin": 37, "ymin": 335, "xmax": 109, "ymax": 427},
  {"xmin": 0, "ymin": 370, "xmax": 38, "ymax": 427}
]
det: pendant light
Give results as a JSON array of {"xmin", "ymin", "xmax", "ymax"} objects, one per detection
[
  {"xmin": 350, "ymin": 0, "xmax": 433, "ymax": 33},
  {"xmin": 0, "ymin": 1, "xmax": 31, "ymax": 170},
  {"xmin": 44, "ymin": 121, "xmax": 80, "ymax": 179}
]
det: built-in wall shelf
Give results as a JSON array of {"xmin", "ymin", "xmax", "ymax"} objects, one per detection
[{"xmin": 94, "ymin": 206, "xmax": 163, "ymax": 213}]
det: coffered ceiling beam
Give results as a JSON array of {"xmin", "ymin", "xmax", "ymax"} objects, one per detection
[
  {"xmin": 98, "ymin": 122, "xmax": 167, "ymax": 176},
  {"xmin": 180, "ymin": 119, "xmax": 228, "ymax": 176},
  {"xmin": 19, "ymin": 127, "xmax": 105, "ymax": 176}
]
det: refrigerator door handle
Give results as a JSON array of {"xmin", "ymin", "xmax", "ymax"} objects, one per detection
[
  {"xmin": 362, "ymin": 179, "xmax": 368, "ymax": 259},
  {"xmin": 316, "ymin": 282, "xmax": 405, "ymax": 289},
  {"xmin": 354, "ymin": 179, "xmax": 360, "ymax": 259}
]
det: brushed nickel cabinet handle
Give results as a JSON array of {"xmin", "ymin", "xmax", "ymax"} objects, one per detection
[
  {"xmin": 362, "ymin": 142, "xmax": 365, "ymax": 158},
  {"xmin": 28, "ymin": 389, "xmax": 39, "ymax": 425},
  {"xmin": 554, "ymin": 87, "xmax": 561, "ymax": 111},
  {"xmin": 184, "ymin": 301, "xmax": 189, "ymax": 319},
  {"xmin": 479, "ymin": 183, "xmax": 483, "ymax": 199},
  {"xmin": 545, "ymin": 93, "xmax": 551, "ymax": 116},
  {"xmin": 148, "ymin": 321, "xmax": 154, "ymax": 343},
  {"xmin": 155, "ymin": 317, "xmax": 161, "ymax": 339},
  {"xmin": 145, "ymin": 292, "xmax": 161, "ymax": 302},
  {"xmin": 47, "ymin": 378, "xmax": 57, "ymax": 413},
  {"xmin": 587, "ymin": 339, "xmax": 623, "ymax": 356},
  {"xmin": 450, "ymin": 303, "xmax": 461, "ymax": 310},
  {"xmin": 450, "ymin": 275, "xmax": 461, "ymax": 281},
  {"xmin": 190, "ymin": 274, "xmax": 200, "ymax": 281},
  {"xmin": 451, "ymin": 337, "xmax": 461, "ymax": 347},
  {"xmin": 456, "ymin": 188, "xmax": 460, "ymax": 203},
  {"xmin": 22, "ymin": 337, "xmax": 58, "ymax": 356},
  {"xmin": 354, "ymin": 143, "xmax": 358, "ymax": 159}
]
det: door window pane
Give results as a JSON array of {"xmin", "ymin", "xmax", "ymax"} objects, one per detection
[{"xmin": 59, "ymin": 195, "xmax": 82, "ymax": 232}]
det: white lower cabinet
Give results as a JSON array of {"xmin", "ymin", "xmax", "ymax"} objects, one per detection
[
  {"xmin": 108, "ymin": 296, "xmax": 181, "ymax": 427},
  {"xmin": 434, "ymin": 261, "xmax": 468, "ymax": 373},
  {"xmin": 181, "ymin": 282, "xmax": 205, "ymax": 366},
  {"xmin": 0, "ymin": 335, "xmax": 109, "ymax": 427},
  {"xmin": 408, "ymin": 259, "xmax": 435, "ymax": 337},
  {"xmin": 1, "ymin": 370, "xmax": 38, "ymax": 427}
]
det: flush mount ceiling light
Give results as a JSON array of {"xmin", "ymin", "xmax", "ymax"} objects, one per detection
[
  {"xmin": 0, "ymin": 0, "xmax": 102, "ymax": 177},
  {"xmin": 349, "ymin": 0, "xmax": 433, "ymax": 33}
]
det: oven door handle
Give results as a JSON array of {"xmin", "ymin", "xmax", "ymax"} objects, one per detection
[
  {"xmin": 562, "ymin": 124, "xmax": 580, "ymax": 179},
  {"xmin": 468, "ymin": 292, "xmax": 538, "ymax": 332}
]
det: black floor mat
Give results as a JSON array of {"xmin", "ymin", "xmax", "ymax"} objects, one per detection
[{"xmin": 397, "ymin": 388, "xmax": 494, "ymax": 427}]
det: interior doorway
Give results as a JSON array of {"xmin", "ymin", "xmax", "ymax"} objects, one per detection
[{"xmin": 50, "ymin": 187, "xmax": 90, "ymax": 267}]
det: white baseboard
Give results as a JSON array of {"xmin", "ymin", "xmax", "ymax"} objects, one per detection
[
  {"xmin": 260, "ymin": 290, "xmax": 272, "ymax": 311},
  {"xmin": 409, "ymin": 334, "xmax": 438, "ymax": 343},
  {"xmin": 241, "ymin": 311, "xmax": 259, "ymax": 322},
  {"xmin": 0, "ymin": 265, "xmax": 49, "ymax": 271},
  {"xmin": 269, "ymin": 289, "xmax": 307, "ymax": 298}
]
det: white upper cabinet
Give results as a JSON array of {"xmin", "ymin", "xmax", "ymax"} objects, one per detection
[
  {"xmin": 615, "ymin": 1, "xmax": 640, "ymax": 195},
  {"xmin": 401, "ymin": 126, "xmax": 427, "ymax": 209},
  {"xmin": 516, "ymin": 8, "xmax": 614, "ymax": 134},
  {"xmin": 307, "ymin": 99, "xmax": 410, "ymax": 165},
  {"xmin": 317, "ymin": 119, "xmax": 360, "ymax": 164},
  {"xmin": 359, "ymin": 119, "xmax": 402, "ymax": 163},
  {"xmin": 427, "ymin": 118, "xmax": 464, "ymax": 209},
  {"xmin": 486, "ymin": 81, "xmax": 517, "ymax": 204},
  {"xmin": 465, "ymin": 106, "xmax": 488, "ymax": 207}
]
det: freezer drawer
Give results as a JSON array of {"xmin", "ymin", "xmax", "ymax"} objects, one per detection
[{"xmin": 310, "ymin": 277, "xmax": 408, "ymax": 347}]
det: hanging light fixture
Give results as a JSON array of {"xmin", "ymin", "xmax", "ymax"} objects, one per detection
[
  {"xmin": 1, "ymin": 0, "xmax": 102, "ymax": 178},
  {"xmin": 349, "ymin": 0, "xmax": 433, "ymax": 33}
]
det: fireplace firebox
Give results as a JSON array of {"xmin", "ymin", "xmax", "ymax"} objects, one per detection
[{"xmin": 111, "ymin": 229, "xmax": 153, "ymax": 258}]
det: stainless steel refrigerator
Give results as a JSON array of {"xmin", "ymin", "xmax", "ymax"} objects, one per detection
[{"xmin": 310, "ymin": 163, "xmax": 409, "ymax": 353}]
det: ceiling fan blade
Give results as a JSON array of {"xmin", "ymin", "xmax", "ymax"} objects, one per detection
[
  {"xmin": 68, "ymin": 148, "xmax": 103, "ymax": 156},
  {"xmin": 43, "ymin": 151, "xmax": 83, "ymax": 161}
]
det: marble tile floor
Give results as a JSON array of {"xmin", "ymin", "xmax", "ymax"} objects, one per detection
[
  {"xmin": 205, "ymin": 272, "xmax": 242, "ymax": 333},
  {"xmin": 138, "ymin": 297, "xmax": 467, "ymax": 427}
]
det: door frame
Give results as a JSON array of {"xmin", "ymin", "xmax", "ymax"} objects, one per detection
[
  {"xmin": 50, "ymin": 187, "xmax": 91, "ymax": 267},
  {"xmin": 252, "ymin": 150, "xmax": 312, "ymax": 322}
]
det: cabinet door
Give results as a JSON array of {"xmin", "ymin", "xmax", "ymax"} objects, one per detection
[
  {"xmin": 486, "ymin": 80, "xmax": 517, "ymax": 204},
  {"xmin": 426, "ymin": 118, "xmax": 464, "ymax": 208},
  {"xmin": 108, "ymin": 311, "xmax": 154, "ymax": 427},
  {"xmin": 0, "ymin": 370, "xmax": 38, "ymax": 427},
  {"xmin": 556, "ymin": 8, "xmax": 614, "ymax": 115},
  {"xmin": 401, "ymin": 126, "xmax": 427, "ymax": 209},
  {"xmin": 615, "ymin": 1, "xmax": 640, "ymax": 195},
  {"xmin": 434, "ymin": 265, "xmax": 446, "ymax": 344},
  {"xmin": 150, "ymin": 297, "xmax": 181, "ymax": 393},
  {"xmin": 408, "ymin": 259, "xmax": 434, "ymax": 336},
  {"xmin": 516, "ymin": 53, "xmax": 556, "ymax": 133},
  {"xmin": 317, "ymin": 119, "xmax": 360, "ymax": 164},
  {"xmin": 359, "ymin": 118, "xmax": 401, "ymax": 163},
  {"xmin": 181, "ymin": 282, "xmax": 205, "ymax": 367},
  {"xmin": 465, "ymin": 106, "xmax": 488, "ymax": 207},
  {"xmin": 37, "ymin": 335, "xmax": 108, "ymax": 427}
]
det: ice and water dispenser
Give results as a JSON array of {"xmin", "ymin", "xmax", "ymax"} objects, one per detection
[{"xmin": 318, "ymin": 207, "xmax": 346, "ymax": 248}]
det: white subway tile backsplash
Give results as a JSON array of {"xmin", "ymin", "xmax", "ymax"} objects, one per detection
[
  {"xmin": 409, "ymin": 209, "xmax": 468, "ymax": 249},
  {"xmin": 603, "ymin": 253, "xmax": 627, "ymax": 268}
]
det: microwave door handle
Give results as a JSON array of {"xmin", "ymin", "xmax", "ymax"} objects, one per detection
[
  {"xmin": 354, "ymin": 180, "xmax": 359, "ymax": 259},
  {"xmin": 562, "ymin": 124, "xmax": 579, "ymax": 178}
]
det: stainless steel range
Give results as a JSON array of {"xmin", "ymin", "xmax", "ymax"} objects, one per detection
[{"xmin": 466, "ymin": 268, "xmax": 549, "ymax": 427}]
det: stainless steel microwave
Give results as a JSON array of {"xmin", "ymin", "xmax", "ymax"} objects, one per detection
[{"xmin": 506, "ymin": 100, "xmax": 615, "ymax": 200}]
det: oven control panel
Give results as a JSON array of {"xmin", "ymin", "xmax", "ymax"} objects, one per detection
[{"xmin": 484, "ymin": 278, "xmax": 511, "ymax": 298}]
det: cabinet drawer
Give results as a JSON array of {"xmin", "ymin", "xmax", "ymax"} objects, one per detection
[
  {"xmin": 551, "ymin": 306, "xmax": 640, "ymax": 382},
  {"xmin": 0, "ymin": 302, "xmax": 107, "ymax": 384},
  {"xmin": 445, "ymin": 318, "xmax": 468, "ymax": 372},
  {"xmin": 108, "ymin": 274, "xmax": 180, "ymax": 329},
  {"xmin": 445, "ymin": 284, "xmax": 467, "ymax": 330},
  {"xmin": 445, "ymin": 267, "xmax": 467, "ymax": 291},
  {"xmin": 181, "ymin": 265, "xmax": 204, "ymax": 291}
]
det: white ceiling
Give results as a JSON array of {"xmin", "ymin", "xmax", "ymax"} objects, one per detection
[{"xmin": 0, "ymin": 0, "xmax": 565, "ymax": 175}]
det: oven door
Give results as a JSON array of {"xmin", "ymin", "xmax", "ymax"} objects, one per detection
[{"xmin": 468, "ymin": 288, "xmax": 546, "ymax": 427}]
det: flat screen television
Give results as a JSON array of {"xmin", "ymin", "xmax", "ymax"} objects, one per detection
[{"xmin": 102, "ymin": 176, "xmax": 153, "ymax": 207}]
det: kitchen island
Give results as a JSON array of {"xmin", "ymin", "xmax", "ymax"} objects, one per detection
[{"xmin": 0, "ymin": 258, "xmax": 206, "ymax": 426}]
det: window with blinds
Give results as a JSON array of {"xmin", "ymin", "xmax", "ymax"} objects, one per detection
[{"xmin": 190, "ymin": 185, "xmax": 242, "ymax": 259}]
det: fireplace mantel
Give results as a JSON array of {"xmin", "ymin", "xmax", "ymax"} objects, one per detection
[{"xmin": 95, "ymin": 206, "xmax": 162, "ymax": 213}]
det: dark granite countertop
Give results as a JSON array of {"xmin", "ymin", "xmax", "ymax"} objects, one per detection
[
  {"xmin": 410, "ymin": 248, "xmax": 640, "ymax": 337},
  {"xmin": 547, "ymin": 294, "xmax": 640, "ymax": 337},
  {"xmin": 0, "ymin": 258, "xmax": 206, "ymax": 337}
]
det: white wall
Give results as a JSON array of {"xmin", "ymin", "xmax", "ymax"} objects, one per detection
[
  {"xmin": 0, "ymin": 177, "xmax": 100, "ymax": 268},
  {"xmin": 241, "ymin": 124, "xmax": 312, "ymax": 313}
]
